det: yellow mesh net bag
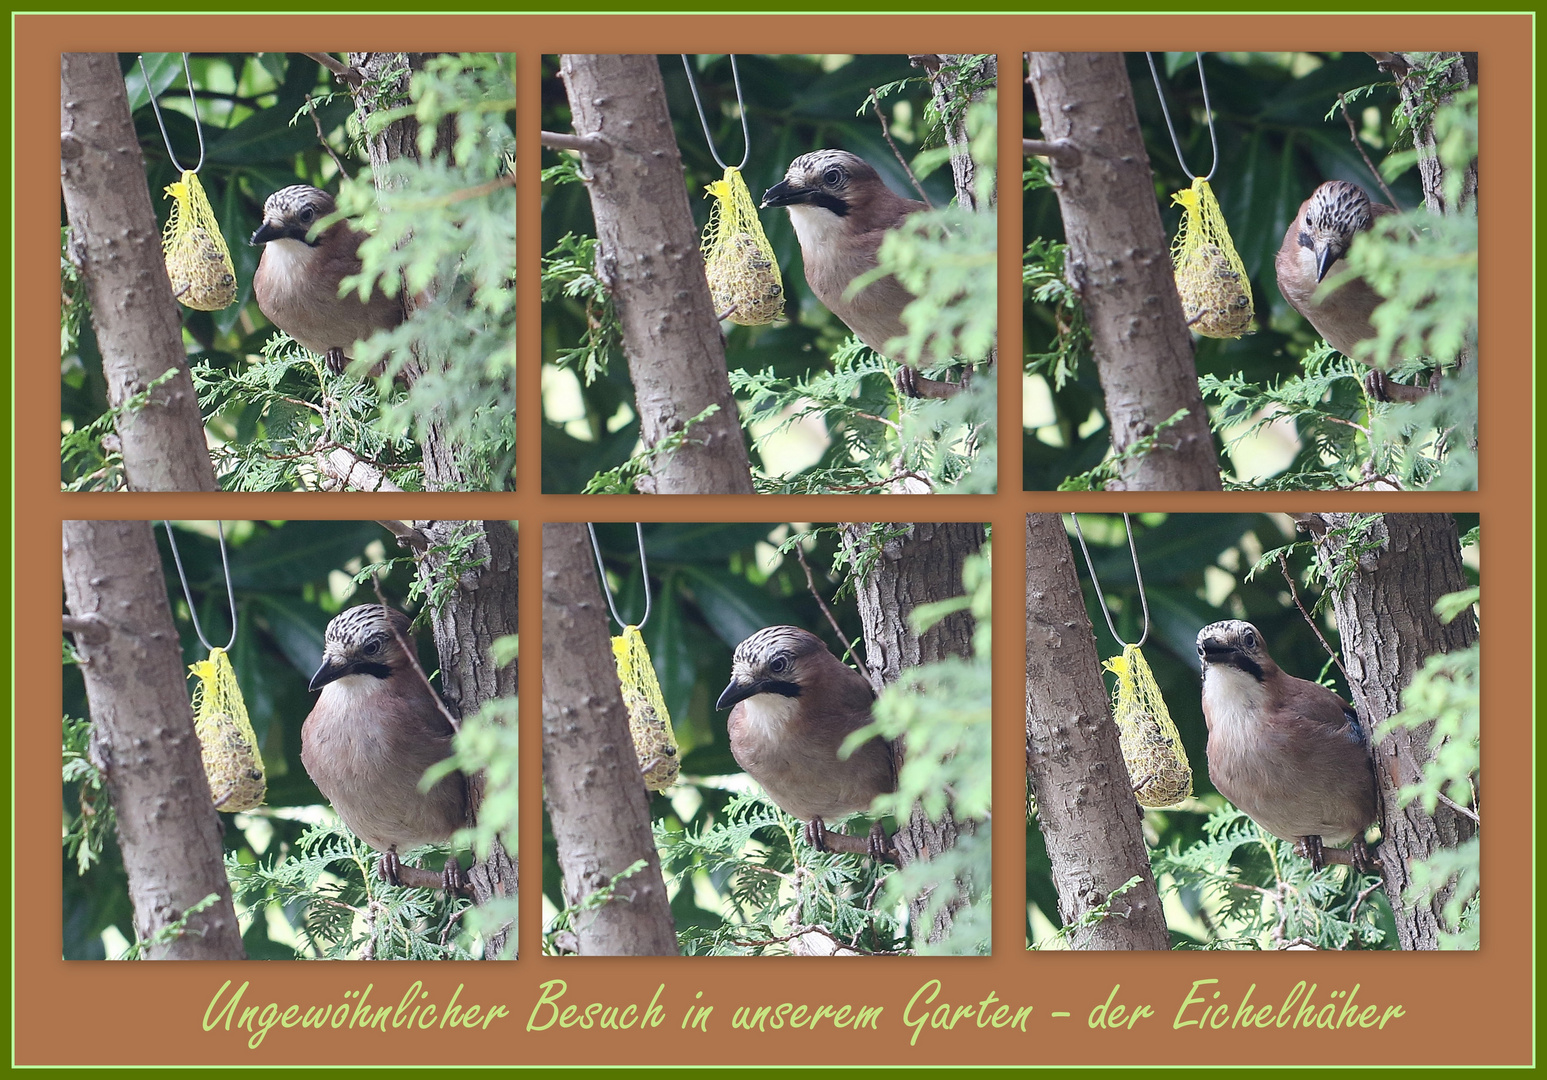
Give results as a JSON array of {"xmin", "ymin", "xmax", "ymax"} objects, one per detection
[
  {"xmin": 189, "ymin": 647, "xmax": 266, "ymax": 812},
  {"xmin": 612, "ymin": 625, "xmax": 679, "ymax": 790},
  {"xmin": 1105, "ymin": 644, "xmax": 1191, "ymax": 808},
  {"xmin": 1170, "ymin": 176, "xmax": 1252, "ymax": 338},
  {"xmin": 702, "ymin": 166, "xmax": 784, "ymax": 326},
  {"xmin": 162, "ymin": 170, "xmax": 237, "ymax": 311}
]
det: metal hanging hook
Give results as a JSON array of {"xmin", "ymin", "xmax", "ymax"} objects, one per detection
[
  {"xmin": 1146, "ymin": 52, "xmax": 1219, "ymax": 183},
  {"xmin": 681, "ymin": 54, "xmax": 750, "ymax": 172},
  {"xmin": 1069, "ymin": 513, "xmax": 1151, "ymax": 649},
  {"xmin": 138, "ymin": 53, "xmax": 206, "ymax": 174},
  {"xmin": 588, "ymin": 523, "xmax": 652, "ymax": 631},
  {"xmin": 163, "ymin": 520, "xmax": 237, "ymax": 652}
]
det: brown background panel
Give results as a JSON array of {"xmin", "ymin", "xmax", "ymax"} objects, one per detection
[{"xmin": 20, "ymin": 11, "xmax": 1529, "ymax": 1069}]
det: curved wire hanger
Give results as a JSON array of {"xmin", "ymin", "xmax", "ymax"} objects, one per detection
[
  {"xmin": 1069, "ymin": 512, "xmax": 1150, "ymax": 649},
  {"xmin": 587, "ymin": 523, "xmax": 653, "ymax": 631},
  {"xmin": 1146, "ymin": 52, "xmax": 1219, "ymax": 183},
  {"xmin": 681, "ymin": 54, "xmax": 750, "ymax": 172},
  {"xmin": 138, "ymin": 53, "xmax": 206, "ymax": 174},
  {"xmin": 163, "ymin": 520, "xmax": 237, "ymax": 651}
]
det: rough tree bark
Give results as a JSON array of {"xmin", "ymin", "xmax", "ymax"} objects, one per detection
[
  {"xmin": 542, "ymin": 523, "xmax": 678, "ymax": 956},
  {"xmin": 1387, "ymin": 52, "xmax": 1477, "ymax": 215},
  {"xmin": 1024, "ymin": 513, "xmax": 1170, "ymax": 949},
  {"xmin": 843, "ymin": 520, "xmax": 985, "ymax": 948},
  {"xmin": 559, "ymin": 54, "xmax": 755, "ymax": 495},
  {"xmin": 1308, "ymin": 513, "xmax": 1478, "ymax": 951},
  {"xmin": 349, "ymin": 56, "xmax": 518, "ymax": 957},
  {"xmin": 412, "ymin": 519, "xmax": 520, "ymax": 959},
  {"xmin": 915, "ymin": 53, "xmax": 998, "ymax": 401},
  {"xmin": 62, "ymin": 520, "xmax": 244, "ymax": 959},
  {"xmin": 60, "ymin": 53, "xmax": 217, "ymax": 492},
  {"xmin": 1026, "ymin": 52, "xmax": 1221, "ymax": 492}
]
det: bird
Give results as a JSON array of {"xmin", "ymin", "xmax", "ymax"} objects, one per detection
[
  {"xmin": 1275, "ymin": 180, "xmax": 1427, "ymax": 403},
  {"xmin": 301, "ymin": 605, "xmax": 468, "ymax": 890},
  {"xmin": 716, "ymin": 625, "xmax": 896, "ymax": 859},
  {"xmin": 1197, "ymin": 619, "xmax": 1380, "ymax": 872},
  {"xmin": 760, "ymin": 150, "xmax": 959, "ymax": 400},
  {"xmin": 250, "ymin": 184, "xmax": 402, "ymax": 374}
]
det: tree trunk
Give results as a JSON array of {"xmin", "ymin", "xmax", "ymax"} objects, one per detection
[
  {"xmin": 1308, "ymin": 513, "xmax": 1478, "ymax": 951},
  {"xmin": 1391, "ymin": 52, "xmax": 1477, "ymax": 216},
  {"xmin": 349, "ymin": 58, "xmax": 519, "ymax": 956},
  {"xmin": 1026, "ymin": 52, "xmax": 1220, "ymax": 492},
  {"xmin": 60, "ymin": 53, "xmax": 217, "ymax": 492},
  {"xmin": 412, "ymin": 519, "xmax": 520, "ymax": 959},
  {"xmin": 348, "ymin": 52, "xmax": 465, "ymax": 493},
  {"xmin": 844, "ymin": 520, "xmax": 984, "ymax": 947},
  {"xmin": 558, "ymin": 54, "xmax": 755, "ymax": 495},
  {"xmin": 1023, "ymin": 513, "xmax": 1170, "ymax": 949},
  {"xmin": 62, "ymin": 520, "xmax": 244, "ymax": 959},
  {"xmin": 917, "ymin": 53, "xmax": 997, "ymax": 213},
  {"xmin": 541, "ymin": 523, "xmax": 678, "ymax": 956}
]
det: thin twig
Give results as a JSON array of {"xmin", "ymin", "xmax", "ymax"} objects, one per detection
[
  {"xmin": 1337, "ymin": 93, "xmax": 1421, "ymax": 240},
  {"xmin": 370, "ymin": 577, "xmax": 461, "ymax": 733},
  {"xmin": 1435, "ymin": 791, "xmax": 1480, "ymax": 824},
  {"xmin": 305, "ymin": 52, "xmax": 364, "ymax": 89},
  {"xmin": 304, "ymin": 97, "xmax": 352, "ymax": 180},
  {"xmin": 1277, "ymin": 552, "xmax": 1349, "ymax": 684},
  {"xmin": 1022, "ymin": 138, "xmax": 1081, "ymax": 167},
  {"xmin": 540, "ymin": 130, "xmax": 613, "ymax": 160},
  {"xmin": 793, "ymin": 543, "xmax": 864, "ymax": 675},
  {"xmin": 869, "ymin": 89, "xmax": 932, "ymax": 207}
]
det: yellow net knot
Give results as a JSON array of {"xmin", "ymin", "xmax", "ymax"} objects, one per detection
[
  {"xmin": 702, "ymin": 167, "xmax": 784, "ymax": 326},
  {"xmin": 1170, "ymin": 177, "xmax": 1252, "ymax": 339},
  {"xmin": 612, "ymin": 626, "xmax": 680, "ymax": 791},
  {"xmin": 190, "ymin": 647, "xmax": 266, "ymax": 812},
  {"xmin": 1105, "ymin": 643, "xmax": 1191, "ymax": 808},
  {"xmin": 162, "ymin": 170, "xmax": 236, "ymax": 311}
]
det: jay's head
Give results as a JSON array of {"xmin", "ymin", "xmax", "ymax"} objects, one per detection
[
  {"xmin": 310, "ymin": 605, "xmax": 414, "ymax": 692},
  {"xmin": 716, "ymin": 625, "xmax": 833, "ymax": 711},
  {"xmin": 1298, "ymin": 180, "xmax": 1375, "ymax": 282},
  {"xmin": 1196, "ymin": 619, "xmax": 1276, "ymax": 683},
  {"xmin": 251, "ymin": 184, "xmax": 337, "ymax": 248},
  {"xmin": 761, "ymin": 149, "xmax": 887, "ymax": 220}
]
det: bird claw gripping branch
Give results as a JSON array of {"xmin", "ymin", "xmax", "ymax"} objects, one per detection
[
  {"xmin": 190, "ymin": 647, "xmax": 266, "ymax": 812},
  {"xmin": 162, "ymin": 171, "xmax": 237, "ymax": 311},
  {"xmin": 1105, "ymin": 643, "xmax": 1191, "ymax": 809},
  {"xmin": 702, "ymin": 167, "xmax": 785, "ymax": 326},
  {"xmin": 1170, "ymin": 177, "xmax": 1253, "ymax": 338}
]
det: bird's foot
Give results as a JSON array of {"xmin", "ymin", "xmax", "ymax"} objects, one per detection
[
  {"xmin": 866, "ymin": 821, "xmax": 897, "ymax": 864},
  {"xmin": 895, "ymin": 366, "xmax": 963, "ymax": 400},
  {"xmin": 1351, "ymin": 837, "xmax": 1380, "ymax": 875},
  {"xmin": 802, "ymin": 817, "xmax": 830, "ymax": 853},
  {"xmin": 377, "ymin": 849, "xmax": 405, "ymax": 886},
  {"xmin": 442, "ymin": 857, "xmax": 471, "ymax": 896},
  {"xmin": 325, "ymin": 347, "xmax": 348, "ymax": 375},
  {"xmin": 1363, "ymin": 369, "xmax": 1431, "ymax": 404},
  {"xmin": 1295, "ymin": 835, "xmax": 1327, "ymax": 871}
]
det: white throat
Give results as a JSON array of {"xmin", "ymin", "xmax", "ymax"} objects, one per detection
[
  {"xmin": 319, "ymin": 670, "xmax": 391, "ymax": 711},
  {"xmin": 263, "ymin": 236, "xmax": 322, "ymax": 290},
  {"xmin": 738, "ymin": 691, "xmax": 802, "ymax": 740},
  {"xmin": 785, "ymin": 203, "xmax": 848, "ymax": 252},
  {"xmin": 1201, "ymin": 664, "xmax": 1268, "ymax": 736}
]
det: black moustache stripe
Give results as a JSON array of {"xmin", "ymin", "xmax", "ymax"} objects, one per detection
[
  {"xmin": 806, "ymin": 191, "xmax": 849, "ymax": 217},
  {"xmin": 353, "ymin": 661, "xmax": 393, "ymax": 680},
  {"xmin": 760, "ymin": 679, "xmax": 802, "ymax": 698}
]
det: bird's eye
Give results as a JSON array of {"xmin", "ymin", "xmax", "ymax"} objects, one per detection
[
  {"xmin": 822, "ymin": 167, "xmax": 844, "ymax": 187},
  {"xmin": 1243, "ymin": 629, "xmax": 1257, "ymax": 649},
  {"xmin": 770, "ymin": 655, "xmax": 788, "ymax": 674},
  {"xmin": 1197, "ymin": 643, "xmax": 1206, "ymax": 658},
  {"xmin": 299, "ymin": 206, "xmax": 315, "ymax": 224},
  {"xmin": 363, "ymin": 638, "xmax": 382, "ymax": 656}
]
